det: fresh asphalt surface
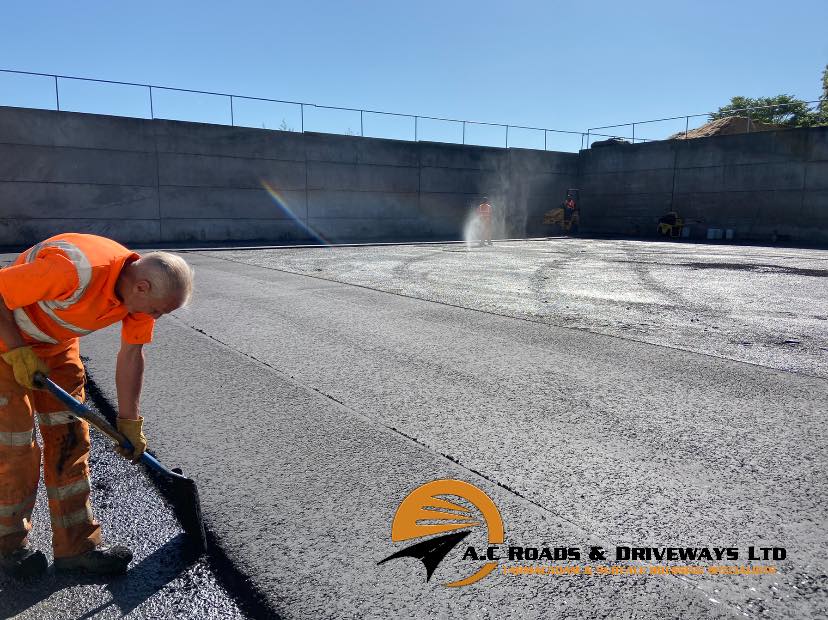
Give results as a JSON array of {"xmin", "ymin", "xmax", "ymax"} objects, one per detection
[{"xmin": 1, "ymin": 238, "xmax": 826, "ymax": 619}]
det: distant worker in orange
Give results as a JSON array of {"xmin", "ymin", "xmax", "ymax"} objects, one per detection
[
  {"xmin": 477, "ymin": 196, "xmax": 493, "ymax": 247},
  {"xmin": 0, "ymin": 233, "xmax": 194, "ymax": 578}
]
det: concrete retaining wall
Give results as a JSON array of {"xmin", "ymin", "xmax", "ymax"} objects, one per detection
[
  {"xmin": 0, "ymin": 106, "xmax": 577, "ymax": 246},
  {"xmin": 2, "ymin": 105, "xmax": 825, "ymax": 247},
  {"xmin": 579, "ymin": 127, "xmax": 828, "ymax": 244}
]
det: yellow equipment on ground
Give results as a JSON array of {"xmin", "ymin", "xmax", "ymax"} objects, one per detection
[
  {"xmin": 544, "ymin": 189, "xmax": 580, "ymax": 234},
  {"xmin": 657, "ymin": 211, "xmax": 684, "ymax": 238}
]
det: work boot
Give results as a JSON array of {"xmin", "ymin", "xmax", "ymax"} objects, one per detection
[
  {"xmin": 53, "ymin": 544, "xmax": 133, "ymax": 575},
  {"xmin": 0, "ymin": 544, "xmax": 48, "ymax": 579}
]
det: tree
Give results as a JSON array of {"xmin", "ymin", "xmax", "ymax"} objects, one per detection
[
  {"xmin": 709, "ymin": 94, "xmax": 816, "ymax": 127},
  {"xmin": 821, "ymin": 65, "xmax": 828, "ymax": 119}
]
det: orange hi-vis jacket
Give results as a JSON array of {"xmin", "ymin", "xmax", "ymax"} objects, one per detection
[
  {"xmin": 0, "ymin": 233, "xmax": 155, "ymax": 352},
  {"xmin": 478, "ymin": 202, "xmax": 492, "ymax": 219}
]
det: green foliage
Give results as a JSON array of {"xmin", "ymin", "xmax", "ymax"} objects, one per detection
[
  {"xmin": 822, "ymin": 65, "xmax": 828, "ymax": 100},
  {"xmin": 709, "ymin": 94, "xmax": 818, "ymax": 127}
]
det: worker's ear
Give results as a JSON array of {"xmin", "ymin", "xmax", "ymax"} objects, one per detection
[{"xmin": 135, "ymin": 280, "xmax": 151, "ymax": 296}]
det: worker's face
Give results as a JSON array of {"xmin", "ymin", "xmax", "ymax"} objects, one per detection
[{"xmin": 125, "ymin": 281, "xmax": 184, "ymax": 319}]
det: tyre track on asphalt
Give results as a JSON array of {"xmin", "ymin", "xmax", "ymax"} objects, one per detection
[{"xmin": 187, "ymin": 249, "xmax": 827, "ymax": 381}]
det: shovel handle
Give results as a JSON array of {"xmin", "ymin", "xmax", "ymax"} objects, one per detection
[{"xmin": 34, "ymin": 373, "xmax": 184, "ymax": 480}]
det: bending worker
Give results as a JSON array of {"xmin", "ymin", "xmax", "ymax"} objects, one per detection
[
  {"xmin": 0, "ymin": 233, "xmax": 193, "ymax": 578},
  {"xmin": 477, "ymin": 196, "xmax": 493, "ymax": 246}
]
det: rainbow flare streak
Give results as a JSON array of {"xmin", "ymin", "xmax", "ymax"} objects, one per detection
[{"xmin": 261, "ymin": 180, "xmax": 332, "ymax": 246}]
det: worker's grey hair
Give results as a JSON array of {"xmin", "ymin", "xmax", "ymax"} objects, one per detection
[{"xmin": 137, "ymin": 252, "xmax": 195, "ymax": 306}]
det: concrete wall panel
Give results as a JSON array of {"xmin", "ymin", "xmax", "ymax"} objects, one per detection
[
  {"xmin": 674, "ymin": 166, "xmax": 724, "ymax": 193},
  {"xmin": 419, "ymin": 143, "xmax": 505, "ymax": 171},
  {"xmin": 0, "ymin": 144, "xmax": 157, "ymax": 185},
  {"xmin": 356, "ymin": 140, "xmax": 420, "ymax": 167},
  {"xmin": 307, "ymin": 190, "xmax": 418, "ymax": 219},
  {"xmin": 809, "ymin": 128, "xmax": 828, "ymax": 161},
  {"xmin": 159, "ymin": 153, "xmax": 306, "ymax": 190},
  {"xmin": 160, "ymin": 218, "xmax": 312, "ymax": 243},
  {"xmin": 304, "ymin": 133, "xmax": 360, "ymax": 164},
  {"xmin": 0, "ymin": 106, "xmax": 155, "ymax": 151},
  {"xmin": 519, "ymin": 172, "xmax": 577, "ymax": 196},
  {"xmin": 805, "ymin": 162, "xmax": 828, "ymax": 190},
  {"xmin": 0, "ymin": 218, "xmax": 160, "ymax": 246},
  {"xmin": 4, "ymin": 107, "xmax": 823, "ymax": 246},
  {"xmin": 722, "ymin": 162, "xmax": 804, "ymax": 192},
  {"xmin": 509, "ymin": 149, "xmax": 579, "ymax": 174},
  {"xmin": 802, "ymin": 190, "xmax": 828, "ymax": 215},
  {"xmin": 582, "ymin": 142, "xmax": 676, "ymax": 173},
  {"xmin": 418, "ymin": 193, "xmax": 475, "ymax": 219},
  {"xmin": 672, "ymin": 191, "xmax": 786, "ymax": 227},
  {"xmin": 581, "ymin": 126, "xmax": 827, "ymax": 244},
  {"xmin": 308, "ymin": 217, "xmax": 423, "ymax": 242},
  {"xmin": 155, "ymin": 120, "xmax": 306, "ymax": 161},
  {"xmin": 159, "ymin": 187, "xmax": 306, "ymax": 219},
  {"xmin": 420, "ymin": 167, "xmax": 512, "ymax": 194},
  {"xmin": 0, "ymin": 182, "xmax": 158, "ymax": 219},
  {"xmin": 582, "ymin": 169, "xmax": 674, "ymax": 195},
  {"xmin": 677, "ymin": 132, "xmax": 790, "ymax": 168},
  {"xmin": 307, "ymin": 162, "xmax": 418, "ymax": 193},
  {"xmin": 581, "ymin": 193, "xmax": 674, "ymax": 218}
]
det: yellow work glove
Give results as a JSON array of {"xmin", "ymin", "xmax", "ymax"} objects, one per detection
[
  {"xmin": 1, "ymin": 346, "xmax": 49, "ymax": 390},
  {"xmin": 115, "ymin": 417, "xmax": 148, "ymax": 462}
]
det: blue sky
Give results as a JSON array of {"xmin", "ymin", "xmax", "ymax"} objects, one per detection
[{"xmin": 1, "ymin": 0, "xmax": 826, "ymax": 151}]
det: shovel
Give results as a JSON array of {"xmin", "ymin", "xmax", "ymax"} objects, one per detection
[{"xmin": 34, "ymin": 373, "xmax": 207, "ymax": 554}]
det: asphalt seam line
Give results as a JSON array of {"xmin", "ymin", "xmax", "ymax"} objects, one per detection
[
  {"xmin": 188, "ymin": 249, "xmax": 828, "ymax": 384},
  {"xmin": 169, "ymin": 314, "xmax": 739, "ymax": 617}
]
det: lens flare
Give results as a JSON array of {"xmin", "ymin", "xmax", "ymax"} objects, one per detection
[{"xmin": 261, "ymin": 180, "xmax": 331, "ymax": 246}]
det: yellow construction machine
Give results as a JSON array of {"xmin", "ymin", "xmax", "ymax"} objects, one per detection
[
  {"xmin": 544, "ymin": 189, "xmax": 580, "ymax": 234},
  {"xmin": 657, "ymin": 211, "xmax": 684, "ymax": 238}
]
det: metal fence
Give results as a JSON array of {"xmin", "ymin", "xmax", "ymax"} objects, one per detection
[
  {"xmin": 585, "ymin": 100, "xmax": 827, "ymax": 147},
  {"xmin": 0, "ymin": 68, "xmax": 587, "ymax": 151},
  {"xmin": 2, "ymin": 68, "xmax": 826, "ymax": 152}
]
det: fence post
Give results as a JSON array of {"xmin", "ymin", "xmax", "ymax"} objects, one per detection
[
  {"xmin": 746, "ymin": 107, "xmax": 752, "ymax": 133},
  {"xmin": 505, "ymin": 125, "xmax": 509, "ymax": 148},
  {"xmin": 544, "ymin": 130, "xmax": 547, "ymax": 151},
  {"xmin": 414, "ymin": 116, "xmax": 418, "ymax": 141},
  {"xmin": 632, "ymin": 123, "xmax": 635, "ymax": 143},
  {"xmin": 300, "ymin": 104, "xmax": 304, "ymax": 133},
  {"xmin": 685, "ymin": 116, "xmax": 689, "ymax": 138},
  {"xmin": 230, "ymin": 95, "xmax": 234, "ymax": 126},
  {"xmin": 586, "ymin": 130, "xmax": 590, "ymax": 148},
  {"xmin": 54, "ymin": 76, "xmax": 60, "ymax": 111},
  {"xmin": 462, "ymin": 121, "xmax": 466, "ymax": 145},
  {"xmin": 149, "ymin": 86, "xmax": 154, "ymax": 119},
  {"xmin": 360, "ymin": 110, "xmax": 364, "ymax": 136}
]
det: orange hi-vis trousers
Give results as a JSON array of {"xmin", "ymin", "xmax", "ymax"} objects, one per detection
[{"xmin": 0, "ymin": 339, "xmax": 100, "ymax": 558}]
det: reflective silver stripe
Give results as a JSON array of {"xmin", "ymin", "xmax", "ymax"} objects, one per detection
[
  {"xmin": 25, "ymin": 240, "xmax": 94, "ymax": 336},
  {"xmin": 46, "ymin": 477, "xmax": 91, "ymax": 501},
  {"xmin": 0, "ymin": 429, "xmax": 34, "ymax": 446},
  {"xmin": 27, "ymin": 240, "xmax": 93, "ymax": 309},
  {"xmin": 13, "ymin": 308, "xmax": 58, "ymax": 344},
  {"xmin": 36, "ymin": 411, "xmax": 77, "ymax": 426},
  {"xmin": 0, "ymin": 493, "xmax": 37, "ymax": 517},
  {"xmin": 0, "ymin": 521, "xmax": 27, "ymax": 536},
  {"xmin": 51, "ymin": 501, "xmax": 93, "ymax": 529},
  {"xmin": 36, "ymin": 302, "xmax": 93, "ymax": 336}
]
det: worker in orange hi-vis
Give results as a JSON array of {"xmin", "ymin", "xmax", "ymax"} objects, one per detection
[
  {"xmin": 477, "ymin": 197, "xmax": 493, "ymax": 247},
  {"xmin": 0, "ymin": 233, "xmax": 194, "ymax": 578}
]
